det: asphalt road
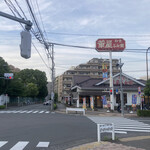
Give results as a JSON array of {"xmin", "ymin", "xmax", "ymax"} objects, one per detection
[
  {"xmin": 0, "ymin": 104, "xmax": 97, "ymax": 150},
  {"xmin": 0, "ymin": 104, "xmax": 150, "ymax": 150}
]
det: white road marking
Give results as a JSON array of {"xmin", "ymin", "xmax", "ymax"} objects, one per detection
[
  {"xmin": 45, "ymin": 111, "xmax": 50, "ymax": 113},
  {"xmin": 0, "ymin": 141, "xmax": 8, "ymax": 148},
  {"xmin": 26, "ymin": 111, "xmax": 33, "ymax": 113},
  {"xmin": 33, "ymin": 111, "xmax": 39, "ymax": 113},
  {"xmin": 39, "ymin": 111, "xmax": 44, "ymax": 113},
  {"xmin": 88, "ymin": 116, "xmax": 150, "ymax": 133},
  {"xmin": 36, "ymin": 142, "xmax": 50, "ymax": 147},
  {"xmin": 19, "ymin": 111, "xmax": 28, "ymax": 113},
  {"xmin": 10, "ymin": 141, "xmax": 29, "ymax": 150}
]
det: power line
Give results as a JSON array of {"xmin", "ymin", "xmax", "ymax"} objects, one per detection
[{"xmin": 47, "ymin": 31, "xmax": 150, "ymax": 37}]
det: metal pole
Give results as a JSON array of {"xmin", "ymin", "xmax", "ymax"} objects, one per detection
[
  {"xmin": 119, "ymin": 59, "xmax": 124, "ymax": 116},
  {"xmin": 109, "ymin": 51, "xmax": 114, "ymax": 110},
  {"xmin": 0, "ymin": 11, "xmax": 32, "ymax": 30},
  {"xmin": 146, "ymin": 47, "xmax": 150, "ymax": 81}
]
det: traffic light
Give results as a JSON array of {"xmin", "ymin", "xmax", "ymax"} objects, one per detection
[
  {"xmin": 110, "ymin": 89, "xmax": 112, "ymax": 95},
  {"xmin": 4, "ymin": 73, "xmax": 13, "ymax": 79},
  {"xmin": 20, "ymin": 30, "xmax": 31, "ymax": 59}
]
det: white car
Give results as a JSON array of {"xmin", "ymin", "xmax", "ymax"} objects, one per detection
[{"xmin": 43, "ymin": 100, "xmax": 51, "ymax": 105}]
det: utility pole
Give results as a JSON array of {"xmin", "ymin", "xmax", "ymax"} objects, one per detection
[
  {"xmin": 117, "ymin": 59, "xmax": 124, "ymax": 117},
  {"xmin": 146, "ymin": 47, "xmax": 150, "ymax": 81},
  {"xmin": 47, "ymin": 44, "xmax": 55, "ymax": 111},
  {"xmin": 109, "ymin": 51, "xmax": 114, "ymax": 111}
]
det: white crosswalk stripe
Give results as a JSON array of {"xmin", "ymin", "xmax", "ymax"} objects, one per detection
[
  {"xmin": 0, "ymin": 141, "xmax": 50, "ymax": 149},
  {"xmin": 36, "ymin": 142, "xmax": 50, "ymax": 147},
  {"xmin": 0, "ymin": 110, "xmax": 50, "ymax": 114},
  {"xmin": 88, "ymin": 116, "xmax": 150, "ymax": 133},
  {"xmin": 10, "ymin": 141, "xmax": 29, "ymax": 150},
  {"xmin": 0, "ymin": 141, "xmax": 8, "ymax": 148}
]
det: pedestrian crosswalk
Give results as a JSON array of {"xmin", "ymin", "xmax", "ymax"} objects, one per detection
[
  {"xmin": 0, "ymin": 110, "xmax": 51, "ymax": 114},
  {"xmin": 0, "ymin": 141, "xmax": 50, "ymax": 149},
  {"xmin": 87, "ymin": 116, "xmax": 150, "ymax": 134}
]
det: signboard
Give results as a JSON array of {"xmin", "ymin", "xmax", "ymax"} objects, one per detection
[
  {"xmin": 102, "ymin": 72, "xmax": 108, "ymax": 80},
  {"xmin": 97, "ymin": 123, "xmax": 115, "ymax": 142},
  {"xmin": 138, "ymin": 87, "xmax": 141, "ymax": 95},
  {"xmin": 4, "ymin": 73, "xmax": 13, "ymax": 79},
  {"xmin": 101, "ymin": 95, "xmax": 107, "ymax": 108},
  {"xmin": 96, "ymin": 38, "xmax": 125, "ymax": 52}
]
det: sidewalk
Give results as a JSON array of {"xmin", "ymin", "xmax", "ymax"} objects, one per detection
[{"xmin": 56, "ymin": 103, "xmax": 137, "ymax": 117}]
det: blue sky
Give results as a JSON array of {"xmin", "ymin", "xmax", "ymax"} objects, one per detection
[{"xmin": 0, "ymin": 0, "xmax": 150, "ymax": 81}]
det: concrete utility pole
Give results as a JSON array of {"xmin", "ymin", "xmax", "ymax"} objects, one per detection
[
  {"xmin": 47, "ymin": 44, "xmax": 55, "ymax": 111},
  {"xmin": 109, "ymin": 51, "xmax": 114, "ymax": 110},
  {"xmin": 117, "ymin": 59, "xmax": 124, "ymax": 117}
]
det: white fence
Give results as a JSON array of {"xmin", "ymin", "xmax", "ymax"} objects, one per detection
[
  {"xmin": 97, "ymin": 123, "xmax": 115, "ymax": 142},
  {"xmin": 66, "ymin": 107, "xmax": 85, "ymax": 115}
]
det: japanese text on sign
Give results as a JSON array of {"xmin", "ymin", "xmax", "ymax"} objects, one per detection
[{"xmin": 96, "ymin": 39, "xmax": 125, "ymax": 52}]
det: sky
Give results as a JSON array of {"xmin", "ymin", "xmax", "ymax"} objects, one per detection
[{"xmin": 0, "ymin": 0, "xmax": 150, "ymax": 81}]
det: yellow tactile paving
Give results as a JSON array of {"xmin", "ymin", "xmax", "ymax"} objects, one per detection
[{"xmin": 120, "ymin": 136, "xmax": 150, "ymax": 142}]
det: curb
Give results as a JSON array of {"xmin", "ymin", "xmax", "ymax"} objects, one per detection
[{"xmin": 66, "ymin": 141, "xmax": 145, "ymax": 150}]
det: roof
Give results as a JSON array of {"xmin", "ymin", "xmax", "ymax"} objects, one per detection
[{"xmin": 71, "ymin": 73, "xmax": 146, "ymax": 91}]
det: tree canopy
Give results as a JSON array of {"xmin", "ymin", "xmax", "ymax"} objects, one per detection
[
  {"xmin": 144, "ymin": 79, "xmax": 150, "ymax": 96},
  {"xmin": 0, "ymin": 57, "xmax": 48, "ymax": 98}
]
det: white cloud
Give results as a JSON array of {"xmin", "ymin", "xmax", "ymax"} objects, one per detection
[{"xmin": 0, "ymin": 0, "xmax": 150, "ymax": 81}]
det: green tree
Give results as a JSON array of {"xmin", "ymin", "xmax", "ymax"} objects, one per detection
[
  {"xmin": 144, "ymin": 79, "xmax": 150, "ymax": 96},
  {"xmin": 17, "ymin": 69, "xmax": 48, "ymax": 98},
  {"xmin": 25, "ymin": 83, "xmax": 39, "ymax": 97},
  {"xmin": 0, "ymin": 57, "xmax": 10, "ymax": 95},
  {"xmin": 7, "ymin": 76, "xmax": 25, "ymax": 97}
]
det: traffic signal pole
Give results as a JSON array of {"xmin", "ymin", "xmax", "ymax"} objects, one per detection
[{"xmin": 0, "ymin": 11, "xmax": 32, "ymax": 31}]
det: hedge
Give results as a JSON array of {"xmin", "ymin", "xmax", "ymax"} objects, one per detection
[
  {"xmin": 137, "ymin": 109, "xmax": 150, "ymax": 117},
  {"xmin": 54, "ymin": 103, "xmax": 57, "ymax": 110},
  {"xmin": 0, "ymin": 105, "xmax": 6, "ymax": 109}
]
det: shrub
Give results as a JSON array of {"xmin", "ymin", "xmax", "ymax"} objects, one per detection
[
  {"xmin": 54, "ymin": 103, "xmax": 57, "ymax": 110},
  {"xmin": 137, "ymin": 109, "xmax": 150, "ymax": 117},
  {"xmin": 0, "ymin": 105, "xmax": 6, "ymax": 109}
]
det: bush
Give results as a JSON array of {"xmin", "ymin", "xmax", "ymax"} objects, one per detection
[
  {"xmin": 53, "ymin": 104, "xmax": 57, "ymax": 110},
  {"xmin": 0, "ymin": 105, "xmax": 6, "ymax": 109},
  {"xmin": 137, "ymin": 109, "xmax": 150, "ymax": 117}
]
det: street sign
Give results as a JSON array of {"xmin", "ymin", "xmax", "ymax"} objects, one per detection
[
  {"xmin": 96, "ymin": 38, "xmax": 126, "ymax": 52},
  {"xmin": 4, "ymin": 73, "xmax": 13, "ymax": 79},
  {"xmin": 138, "ymin": 87, "xmax": 141, "ymax": 95}
]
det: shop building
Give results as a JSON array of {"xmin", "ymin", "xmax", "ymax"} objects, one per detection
[{"xmin": 71, "ymin": 73, "xmax": 146, "ymax": 109}]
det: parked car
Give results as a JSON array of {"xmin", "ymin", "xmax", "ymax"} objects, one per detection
[{"xmin": 43, "ymin": 100, "xmax": 51, "ymax": 105}]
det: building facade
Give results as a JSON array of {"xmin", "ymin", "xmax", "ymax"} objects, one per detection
[
  {"xmin": 55, "ymin": 58, "xmax": 120, "ymax": 102},
  {"xmin": 71, "ymin": 73, "xmax": 146, "ymax": 109}
]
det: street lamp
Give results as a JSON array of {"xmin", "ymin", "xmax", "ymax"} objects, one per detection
[
  {"xmin": 116, "ymin": 59, "xmax": 124, "ymax": 117},
  {"xmin": 146, "ymin": 47, "xmax": 150, "ymax": 81}
]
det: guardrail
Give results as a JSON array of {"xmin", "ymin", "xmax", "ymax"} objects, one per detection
[{"xmin": 66, "ymin": 107, "xmax": 85, "ymax": 115}]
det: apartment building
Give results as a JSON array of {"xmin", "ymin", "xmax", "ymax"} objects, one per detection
[{"xmin": 55, "ymin": 58, "xmax": 120, "ymax": 102}]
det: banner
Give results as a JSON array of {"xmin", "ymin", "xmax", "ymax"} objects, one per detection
[
  {"xmin": 90, "ymin": 96, "xmax": 94, "ymax": 110},
  {"xmin": 132, "ymin": 94, "xmax": 137, "ymax": 107},
  {"xmin": 83, "ymin": 97, "xmax": 86, "ymax": 109},
  {"xmin": 101, "ymin": 95, "xmax": 107, "ymax": 108}
]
